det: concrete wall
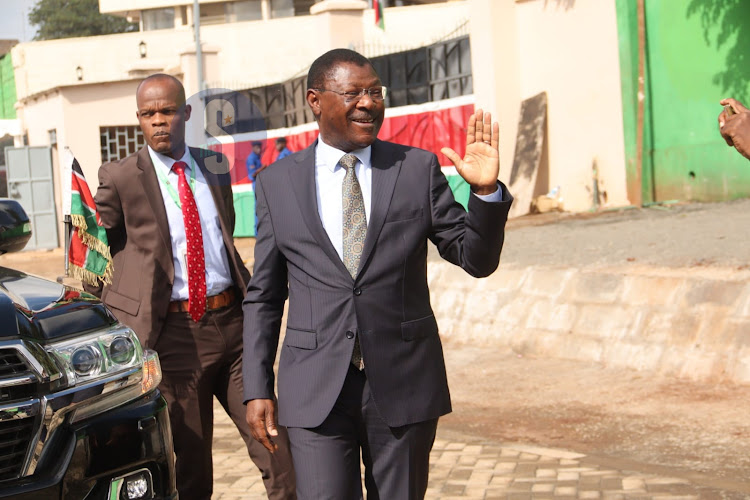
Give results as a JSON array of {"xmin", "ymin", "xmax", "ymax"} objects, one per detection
[
  {"xmin": 430, "ymin": 261, "xmax": 750, "ymax": 384},
  {"xmin": 12, "ymin": 30, "xmax": 195, "ymax": 100},
  {"xmin": 471, "ymin": 0, "xmax": 629, "ymax": 213},
  {"xmin": 10, "ymin": 1, "xmax": 479, "ymax": 219},
  {"xmin": 517, "ymin": 0, "xmax": 628, "ymax": 212},
  {"xmin": 11, "ymin": 0, "xmax": 634, "ymax": 247},
  {"xmin": 100, "ymin": 0, "xmax": 231, "ymax": 15},
  {"xmin": 60, "ymin": 82, "xmax": 141, "ymax": 181},
  {"xmin": 18, "ymin": 83, "xmax": 139, "ymax": 188},
  {"xmin": 13, "ymin": 1, "xmax": 470, "ymax": 99},
  {"xmin": 359, "ymin": 1, "xmax": 470, "ymax": 54},
  {"xmin": 469, "ymin": 0, "xmax": 520, "ymax": 197},
  {"xmin": 18, "ymin": 82, "xmax": 140, "ymax": 241}
]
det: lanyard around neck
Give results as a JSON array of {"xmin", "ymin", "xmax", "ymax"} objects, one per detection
[{"xmin": 155, "ymin": 158, "xmax": 197, "ymax": 210}]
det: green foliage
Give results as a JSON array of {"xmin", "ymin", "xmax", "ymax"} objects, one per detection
[
  {"xmin": 29, "ymin": 0, "xmax": 138, "ymax": 40},
  {"xmin": 686, "ymin": 0, "xmax": 750, "ymax": 102}
]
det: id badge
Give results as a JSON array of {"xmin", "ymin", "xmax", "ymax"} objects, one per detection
[{"xmin": 177, "ymin": 243, "xmax": 188, "ymax": 276}]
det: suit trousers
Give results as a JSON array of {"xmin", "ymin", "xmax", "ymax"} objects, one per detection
[
  {"xmin": 155, "ymin": 300, "xmax": 296, "ymax": 500},
  {"xmin": 287, "ymin": 365, "xmax": 438, "ymax": 500}
]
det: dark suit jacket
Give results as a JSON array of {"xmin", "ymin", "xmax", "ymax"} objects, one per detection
[
  {"xmin": 242, "ymin": 139, "xmax": 512, "ymax": 428},
  {"xmin": 86, "ymin": 146, "xmax": 251, "ymax": 349}
]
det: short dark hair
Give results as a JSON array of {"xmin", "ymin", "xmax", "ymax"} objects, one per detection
[
  {"xmin": 136, "ymin": 73, "xmax": 186, "ymax": 105},
  {"xmin": 307, "ymin": 49, "xmax": 375, "ymax": 90},
  {"xmin": 251, "ymin": 141, "xmax": 262, "ymax": 147},
  {"xmin": 276, "ymin": 137, "xmax": 286, "ymax": 145}
]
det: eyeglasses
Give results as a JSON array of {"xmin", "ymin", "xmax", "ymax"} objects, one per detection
[{"xmin": 314, "ymin": 86, "xmax": 388, "ymax": 103}]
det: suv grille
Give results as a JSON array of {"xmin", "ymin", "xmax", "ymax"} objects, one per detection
[
  {"xmin": 0, "ymin": 350, "xmax": 29, "ymax": 377},
  {"xmin": 0, "ymin": 347, "xmax": 39, "ymax": 482},
  {"xmin": 0, "ymin": 417, "xmax": 34, "ymax": 481},
  {"xmin": 0, "ymin": 349, "xmax": 36, "ymax": 403}
]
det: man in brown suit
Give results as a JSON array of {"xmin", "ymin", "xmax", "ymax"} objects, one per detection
[{"xmin": 86, "ymin": 74, "xmax": 295, "ymax": 500}]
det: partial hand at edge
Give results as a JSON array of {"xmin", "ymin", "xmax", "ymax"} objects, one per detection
[
  {"xmin": 718, "ymin": 98, "xmax": 750, "ymax": 160},
  {"xmin": 246, "ymin": 398, "xmax": 279, "ymax": 453},
  {"xmin": 441, "ymin": 108, "xmax": 500, "ymax": 196}
]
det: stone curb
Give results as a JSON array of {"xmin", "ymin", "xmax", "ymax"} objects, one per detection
[{"xmin": 429, "ymin": 262, "xmax": 750, "ymax": 385}]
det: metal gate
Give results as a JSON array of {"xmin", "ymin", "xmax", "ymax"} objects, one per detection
[{"xmin": 4, "ymin": 146, "xmax": 58, "ymax": 250}]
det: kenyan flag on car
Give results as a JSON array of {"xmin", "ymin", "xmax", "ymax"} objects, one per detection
[{"xmin": 63, "ymin": 149, "xmax": 113, "ymax": 287}]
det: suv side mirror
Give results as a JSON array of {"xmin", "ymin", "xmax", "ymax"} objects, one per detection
[{"xmin": 0, "ymin": 199, "xmax": 32, "ymax": 254}]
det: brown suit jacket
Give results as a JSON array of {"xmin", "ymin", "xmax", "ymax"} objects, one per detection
[{"xmin": 85, "ymin": 146, "xmax": 250, "ymax": 349}]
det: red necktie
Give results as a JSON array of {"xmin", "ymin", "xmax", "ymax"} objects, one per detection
[{"xmin": 172, "ymin": 161, "xmax": 206, "ymax": 321}]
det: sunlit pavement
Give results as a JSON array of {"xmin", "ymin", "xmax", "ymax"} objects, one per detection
[{"xmin": 211, "ymin": 400, "xmax": 714, "ymax": 500}]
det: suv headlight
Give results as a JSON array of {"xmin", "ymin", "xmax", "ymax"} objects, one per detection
[
  {"xmin": 45, "ymin": 326, "xmax": 163, "ymax": 423},
  {"xmin": 47, "ymin": 326, "xmax": 143, "ymax": 387}
]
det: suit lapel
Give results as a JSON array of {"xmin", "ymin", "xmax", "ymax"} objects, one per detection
[
  {"xmin": 288, "ymin": 141, "xmax": 350, "ymax": 276},
  {"xmin": 192, "ymin": 148, "xmax": 230, "ymax": 236},
  {"xmin": 358, "ymin": 140, "xmax": 401, "ymax": 276},
  {"xmin": 136, "ymin": 147, "xmax": 173, "ymax": 266},
  {"xmin": 191, "ymin": 148, "xmax": 247, "ymax": 289}
]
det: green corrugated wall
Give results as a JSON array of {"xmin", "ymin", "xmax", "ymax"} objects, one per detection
[
  {"xmin": 616, "ymin": 0, "xmax": 750, "ymax": 203},
  {"xmin": 0, "ymin": 53, "xmax": 16, "ymax": 120}
]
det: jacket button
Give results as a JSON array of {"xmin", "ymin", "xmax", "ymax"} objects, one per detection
[
  {"xmin": 353, "ymin": 287, "xmax": 362, "ymax": 296},
  {"xmin": 346, "ymin": 331, "xmax": 355, "ymax": 339}
]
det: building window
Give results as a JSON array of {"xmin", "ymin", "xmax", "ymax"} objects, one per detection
[
  {"xmin": 271, "ymin": 0, "xmax": 294, "ymax": 18},
  {"xmin": 142, "ymin": 8, "xmax": 175, "ymax": 31},
  {"xmin": 293, "ymin": 0, "xmax": 317, "ymax": 16},
  {"xmin": 231, "ymin": 0, "xmax": 263, "ymax": 21},
  {"xmin": 200, "ymin": 3, "xmax": 229, "ymax": 25},
  {"xmin": 100, "ymin": 126, "xmax": 145, "ymax": 164}
]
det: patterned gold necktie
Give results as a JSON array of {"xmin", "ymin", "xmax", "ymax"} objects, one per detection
[
  {"xmin": 341, "ymin": 153, "xmax": 367, "ymax": 278},
  {"xmin": 340, "ymin": 153, "xmax": 366, "ymax": 370}
]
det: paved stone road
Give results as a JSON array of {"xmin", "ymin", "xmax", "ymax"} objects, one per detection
[
  {"xmin": 211, "ymin": 400, "xmax": 718, "ymax": 500},
  {"xmin": 6, "ymin": 201, "xmax": 749, "ymax": 499}
]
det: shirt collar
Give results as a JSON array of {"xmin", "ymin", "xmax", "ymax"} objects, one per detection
[
  {"xmin": 316, "ymin": 136, "xmax": 372, "ymax": 172},
  {"xmin": 148, "ymin": 145, "xmax": 193, "ymax": 173}
]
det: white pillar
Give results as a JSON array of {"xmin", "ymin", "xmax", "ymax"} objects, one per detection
[
  {"xmin": 310, "ymin": 0, "xmax": 367, "ymax": 51},
  {"xmin": 469, "ymin": 0, "xmax": 520, "ymax": 185}
]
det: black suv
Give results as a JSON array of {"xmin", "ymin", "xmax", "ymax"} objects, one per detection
[{"xmin": 0, "ymin": 199, "xmax": 177, "ymax": 499}]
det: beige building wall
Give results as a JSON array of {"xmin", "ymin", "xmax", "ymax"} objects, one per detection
[
  {"xmin": 469, "ymin": 0, "xmax": 520, "ymax": 191},
  {"xmin": 471, "ymin": 0, "xmax": 628, "ymax": 213},
  {"xmin": 12, "ymin": 30, "xmax": 194, "ymax": 101},
  {"xmin": 11, "ymin": 0, "xmax": 631, "ymax": 248},
  {"xmin": 12, "ymin": 1, "xmax": 476, "ymax": 247},
  {"xmin": 100, "ymin": 0, "xmax": 270, "ymax": 15},
  {"xmin": 515, "ymin": 0, "xmax": 628, "ymax": 212},
  {"xmin": 359, "ymin": 1, "xmax": 470, "ymax": 54},
  {"xmin": 201, "ymin": 14, "xmax": 335, "ymax": 89},
  {"xmin": 17, "ymin": 82, "xmax": 140, "ymax": 243},
  {"xmin": 60, "ymin": 82, "xmax": 141, "ymax": 181},
  {"xmin": 14, "ymin": 1, "xmax": 469, "ymax": 99}
]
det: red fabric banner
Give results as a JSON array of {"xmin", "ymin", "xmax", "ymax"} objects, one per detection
[{"xmin": 225, "ymin": 103, "xmax": 474, "ymax": 185}]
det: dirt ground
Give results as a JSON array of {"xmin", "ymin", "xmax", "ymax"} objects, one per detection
[
  {"xmin": 441, "ymin": 346, "xmax": 750, "ymax": 493},
  {"xmin": 437, "ymin": 198, "xmax": 750, "ymax": 492},
  {"xmin": 5, "ymin": 198, "xmax": 750, "ymax": 492}
]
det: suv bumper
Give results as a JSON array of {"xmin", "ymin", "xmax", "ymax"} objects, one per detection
[{"xmin": 0, "ymin": 389, "xmax": 177, "ymax": 499}]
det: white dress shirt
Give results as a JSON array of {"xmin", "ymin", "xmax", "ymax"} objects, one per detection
[
  {"xmin": 314, "ymin": 138, "xmax": 503, "ymax": 259},
  {"xmin": 315, "ymin": 139, "xmax": 373, "ymax": 260},
  {"xmin": 148, "ymin": 146, "xmax": 234, "ymax": 300}
]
